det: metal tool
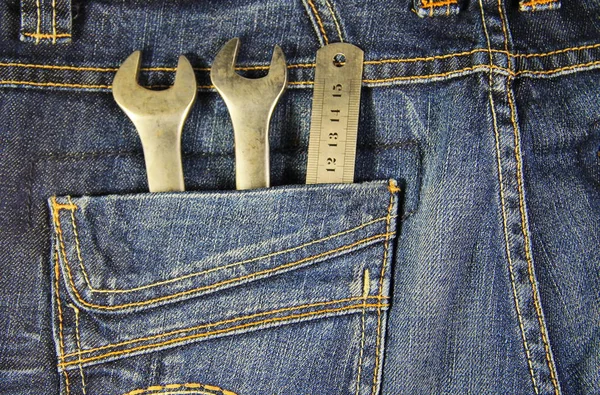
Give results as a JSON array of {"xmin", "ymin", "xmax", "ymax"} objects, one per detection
[
  {"xmin": 211, "ymin": 38, "xmax": 287, "ymax": 190},
  {"xmin": 112, "ymin": 51, "xmax": 197, "ymax": 192},
  {"xmin": 306, "ymin": 43, "xmax": 364, "ymax": 184}
]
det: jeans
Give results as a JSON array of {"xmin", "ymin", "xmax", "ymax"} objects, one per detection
[{"xmin": 0, "ymin": 0, "xmax": 598, "ymax": 394}]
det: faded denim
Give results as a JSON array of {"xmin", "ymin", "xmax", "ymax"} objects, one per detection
[{"xmin": 0, "ymin": 0, "xmax": 599, "ymax": 394}]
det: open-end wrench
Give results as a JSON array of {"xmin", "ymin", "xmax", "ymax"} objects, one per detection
[
  {"xmin": 210, "ymin": 38, "xmax": 287, "ymax": 190},
  {"xmin": 112, "ymin": 51, "xmax": 197, "ymax": 192}
]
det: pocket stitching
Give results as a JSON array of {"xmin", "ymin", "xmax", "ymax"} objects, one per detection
[
  {"xmin": 57, "ymin": 196, "xmax": 394, "ymax": 294},
  {"xmin": 59, "ymin": 299, "xmax": 390, "ymax": 368},
  {"xmin": 52, "ymin": 195, "xmax": 395, "ymax": 311}
]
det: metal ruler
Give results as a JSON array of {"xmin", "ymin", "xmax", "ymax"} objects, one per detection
[{"xmin": 306, "ymin": 43, "xmax": 364, "ymax": 184}]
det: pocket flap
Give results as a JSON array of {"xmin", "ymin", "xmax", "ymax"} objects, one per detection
[{"xmin": 50, "ymin": 180, "xmax": 399, "ymax": 313}]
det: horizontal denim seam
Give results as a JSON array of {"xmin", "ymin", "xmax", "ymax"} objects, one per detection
[
  {"xmin": 3, "ymin": 60, "xmax": 599, "ymax": 92},
  {"xmin": 58, "ymin": 194, "xmax": 395, "ymax": 294},
  {"xmin": 61, "ymin": 295, "xmax": 388, "ymax": 360},
  {"xmin": 52, "ymin": 196, "xmax": 395, "ymax": 311},
  {"xmin": 421, "ymin": 0, "xmax": 457, "ymax": 9},
  {"xmin": 58, "ymin": 301, "xmax": 389, "ymax": 368},
  {"xmin": 1, "ymin": 43, "xmax": 599, "ymax": 91},
  {"xmin": 122, "ymin": 383, "xmax": 238, "ymax": 395}
]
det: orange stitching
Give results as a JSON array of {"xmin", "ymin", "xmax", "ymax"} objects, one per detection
[
  {"xmin": 421, "ymin": 0, "xmax": 458, "ymax": 9},
  {"xmin": 364, "ymin": 49, "xmax": 493, "ymax": 65},
  {"xmin": 489, "ymin": 1, "xmax": 541, "ymax": 392},
  {"xmin": 22, "ymin": 32, "xmax": 71, "ymax": 39},
  {"xmin": 54, "ymin": 251, "xmax": 71, "ymax": 394},
  {"xmin": 66, "ymin": 197, "xmax": 92, "ymax": 289},
  {"xmin": 59, "ymin": 302, "xmax": 388, "ymax": 367},
  {"xmin": 0, "ymin": 80, "xmax": 111, "ymax": 89},
  {"xmin": 507, "ymin": 82, "xmax": 561, "ymax": 395},
  {"xmin": 51, "ymin": 0, "xmax": 56, "ymax": 44},
  {"xmin": 520, "ymin": 0, "xmax": 558, "ymax": 7},
  {"xmin": 54, "ymin": 195, "xmax": 394, "ymax": 311},
  {"xmin": 62, "ymin": 295, "xmax": 388, "ymax": 359},
  {"xmin": 58, "ymin": 195, "xmax": 391, "ymax": 294},
  {"xmin": 324, "ymin": 0, "xmax": 343, "ymax": 42},
  {"xmin": 512, "ymin": 43, "xmax": 600, "ymax": 58},
  {"xmin": 68, "ymin": 304, "xmax": 87, "ymax": 394},
  {"xmin": 363, "ymin": 64, "xmax": 513, "ymax": 84},
  {"xmin": 306, "ymin": 0, "xmax": 329, "ymax": 45},
  {"xmin": 516, "ymin": 60, "xmax": 600, "ymax": 76},
  {"xmin": 35, "ymin": 0, "xmax": 41, "ymax": 44},
  {"xmin": 371, "ymin": 180, "xmax": 398, "ymax": 395},
  {"xmin": 123, "ymin": 383, "xmax": 238, "ymax": 395}
]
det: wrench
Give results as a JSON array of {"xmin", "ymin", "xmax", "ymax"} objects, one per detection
[
  {"xmin": 112, "ymin": 51, "xmax": 197, "ymax": 192},
  {"xmin": 210, "ymin": 38, "xmax": 287, "ymax": 190}
]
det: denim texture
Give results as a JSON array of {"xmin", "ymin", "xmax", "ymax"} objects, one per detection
[{"xmin": 0, "ymin": 0, "xmax": 599, "ymax": 394}]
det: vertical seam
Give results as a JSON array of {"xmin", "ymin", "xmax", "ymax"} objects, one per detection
[
  {"xmin": 478, "ymin": 1, "xmax": 540, "ymax": 393},
  {"xmin": 354, "ymin": 271, "xmax": 369, "ymax": 395},
  {"xmin": 306, "ymin": 0, "xmax": 329, "ymax": 45},
  {"xmin": 51, "ymin": 0, "xmax": 56, "ymax": 44},
  {"xmin": 54, "ymin": 250, "xmax": 71, "ymax": 394},
  {"xmin": 497, "ymin": 0, "xmax": 562, "ymax": 393},
  {"xmin": 371, "ymin": 181, "xmax": 397, "ymax": 395},
  {"xmin": 35, "ymin": 0, "xmax": 41, "ymax": 44},
  {"xmin": 69, "ymin": 304, "xmax": 87, "ymax": 395},
  {"xmin": 66, "ymin": 197, "xmax": 93, "ymax": 289},
  {"xmin": 324, "ymin": 0, "xmax": 344, "ymax": 42}
]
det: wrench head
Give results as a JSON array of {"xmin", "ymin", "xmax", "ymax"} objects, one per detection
[
  {"xmin": 210, "ymin": 38, "xmax": 288, "ymax": 106},
  {"xmin": 112, "ymin": 51, "xmax": 197, "ymax": 119}
]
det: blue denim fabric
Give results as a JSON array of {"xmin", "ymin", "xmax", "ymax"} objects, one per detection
[{"xmin": 0, "ymin": 0, "xmax": 599, "ymax": 394}]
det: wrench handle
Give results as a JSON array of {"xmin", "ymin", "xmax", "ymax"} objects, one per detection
[
  {"xmin": 230, "ymin": 113, "xmax": 271, "ymax": 190},
  {"xmin": 134, "ymin": 118, "xmax": 185, "ymax": 192}
]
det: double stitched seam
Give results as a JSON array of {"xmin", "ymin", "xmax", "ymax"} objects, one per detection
[
  {"xmin": 306, "ymin": 0, "xmax": 329, "ymax": 45},
  {"xmin": 498, "ymin": 0, "xmax": 562, "ymax": 392},
  {"xmin": 62, "ymin": 295, "xmax": 388, "ymax": 360},
  {"xmin": 68, "ymin": 304, "xmax": 87, "ymax": 394},
  {"xmin": 479, "ymin": 1, "xmax": 540, "ymax": 392},
  {"xmin": 59, "ymin": 302, "xmax": 389, "ymax": 368},
  {"xmin": 123, "ymin": 383, "xmax": 238, "ymax": 395},
  {"xmin": 53, "ymin": 251, "xmax": 71, "ymax": 394},
  {"xmin": 56, "ymin": 198, "xmax": 393, "ymax": 294},
  {"xmin": 371, "ymin": 181, "xmax": 398, "ymax": 395},
  {"xmin": 354, "ymin": 271, "xmax": 370, "ymax": 395},
  {"xmin": 324, "ymin": 0, "xmax": 344, "ymax": 42}
]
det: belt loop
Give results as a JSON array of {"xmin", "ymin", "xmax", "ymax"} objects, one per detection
[
  {"xmin": 20, "ymin": 0, "xmax": 72, "ymax": 44},
  {"xmin": 414, "ymin": 0, "xmax": 460, "ymax": 18},
  {"xmin": 519, "ymin": 0, "xmax": 561, "ymax": 12}
]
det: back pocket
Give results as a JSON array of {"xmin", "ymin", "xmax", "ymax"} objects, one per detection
[{"xmin": 49, "ymin": 180, "xmax": 400, "ymax": 395}]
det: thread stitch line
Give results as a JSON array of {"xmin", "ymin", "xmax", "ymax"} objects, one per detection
[
  {"xmin": 59, "ymin": 302, "xmax": 388, "ymax": 368},
  {"xmin": 62, "ymin": 295, "xmax": 388, "ymax": 359},
  {"xmin": 51, "ymin": 0, "xmax": 56, "ymax": 44},
  {"xmin": 54, "ymin": 197, "xmax": 394, "ymax": 311},
  {"xmin": 306, "ymin": 0, "xmax": 329, "ymax": 45},
  {"xmin": 35, "ymin": 0, "xmax": 41, "ymax": 44},
  {"xmin": 123, "ymin": 383, "xmax": 238, "ymax": 395},
  {"xmin": 22, "ymin": 32, "xmax": 71, "ymax": 39},
  {"xmin": 54, "ymin": 252, "xmax": 71, "ymax": 394},
  {"xmin": 56, "ymin": 196, "xmax": 392, "ymax": 294},
  {"xmin": 507, "ymin": 81, "xmax": 561, "ymax": 395},
  {"xmin": 324, "ymin": 0, "xmax": 344, "ymax": 42},
  {"xmin": 371, "ymin": 180, "xmax": 397, "ymax": 395},
  {"xmin": 354, "ymin": 290, "xmax": 368, "ymax": 395},
  {"xmin": 480, "ymin": 0, "xmax": 540, "ymax": 392},
  {"xmin": 421, "ymin": 0, "xmax": 458, "ymax": 8},
  {"xmin": 521, "ymin": 0, "xmax": 558, "ymax": 7},
  {"xmin": 497, "ymin": 0, "xmax": 561, "ymax": 391},
  {"xmin": 68, "ymin": 304, "xmax": 87, "ymax": 395}
]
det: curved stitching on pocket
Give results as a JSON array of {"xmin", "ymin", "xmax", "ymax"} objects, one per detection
[
  {"xmin": 123, "ymin": 383, "xmax": 238, "ymax": 395},
  {"xmin": 57, "ymin": 198, "xmax": 392, "ymax": 294},
  {"xmin": 59, "ymin": 302, "xmax": 389, "ymax": 368},
  {"xmin": 53, "ymin": 197, "xmax": 394, "ymax": 311},
  {"xmin": 62, "ymin": 295, "xmax": 388, "ymax": 359}
]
